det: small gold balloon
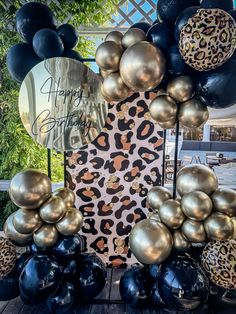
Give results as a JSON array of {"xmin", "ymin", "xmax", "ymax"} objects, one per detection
[
  {"xmin": 129, "ymin": 218, "xmax": 173, "ymax": 264},
  {"xmin": 105, "ymin": 30, "xmax": 123, "ymax": 45},
  {"xmin": 148, "ymin": 212, "xmax": 161, "ymax": 222},
  {"xmin": 231, "ymin": 218, "xmax": 236, "ymax": 239},
  {"xmin": 102, "ymin": 72, "xmax": 131, "ymax": 101},
  {"xmin": 159, "ymin": 199, "xmax": 185, "ymax": 229},
  {"xmin": 56, "ymin": 208, "xmax": 83, "ymax": 236},
  {"xmin": 53, "ymin": 187, "xmax": 75, "ymax": 209},
  {"xmin": 13, "ymin": 208, "xmax": 42, "ymax": 234},
  {"xmin": 146, "ymin": 186, "xmax": 172, "ymax": 210},
  {"xmin": 9, "ymin": 169, "xmax": 51, "ymax": 209},
  {"xmin": 211, "ymin": 188, "xmax": 236, "ymax": 217},
  {"xmin": 119, "ymin": 41, "xmax": 166, "ymax": 92},
  {"xmin": 178, "ymin": 98, "xmax": 209, "ymax": 129},
  {"xmin": 181, "ymin": 191, "xmax": 213, "ymax": 221},
  {"xmin": 167, "ymin": 76, "xmax": 194, "ymax": 102},
  {"xmin": 100, "ymin": 69, "xmax": 113, "ymax": 79},
  {"xmin": 33, "ymin": 224, "xmax": 58, "ymax": 248},
  {"xmin": 121, "ymin": 28, "xmax": 147, "ymax": 49},
  {"xmin": 182, "ymin": 219, "xmax": 206, "ymax": 243},
  {"xmin": 173, "ymin": 230, "xmax": 191, "ymax": 252},
  {"xmin": 177, "ymin": 164, "xmax": 218, "ymax": 197},
  {"xmin": 149, "ymin": 95, "xmax": 177, "ymax": 123},
  {"xmin": 4, "ymin": 213, "xmax": 32, "ymax": 246},
  {"xmin": 204, "ymin": 212, "xmax": 234, "ymax": 241},
  {"xmin": 39, "ymin": 196, "xmax": 66, "ymax": 223},
  {"xmin": 95, "ymin": 41, "xmax": 123, "ymax": 72},
  {"xmin": 158, "ymin": 117, "xmax": 176, "ymax": 129}
]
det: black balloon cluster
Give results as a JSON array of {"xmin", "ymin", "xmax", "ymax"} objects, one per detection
[{"xmin": 7, "ymin": 2, "xmax": 82, "ymax": 84}]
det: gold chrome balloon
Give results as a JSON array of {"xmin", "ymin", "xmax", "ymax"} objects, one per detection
[
  {"xmin": 211, "ymin": 188, "xmax": 236, "ymax": 217},
  {"xmin": 33, "ymin": 224, "xmax": 58, "ymax": 248},
  {"xmin": 53, "ymin": 187, "xmax": 75, "ymax": 209},
  {"xmin": 119, "ymin": 41, "xmax": 166, "ymax": 92},
  {"xmin": 182, "ymin": 219, "xmax": 206, "ymax": 243},
  {"xmin": 177, "ymin": 164, "xmax": 218, "ymax": 197},
  {"xmin": 105, "ymin": 30, "xmax": 123, "ymax": 45},
  {"xmin": 102, "ymin": 72, "xmax": 131, "ymax": 101},
  {"xmin": 9, "ymin": 169, "xmax": 51, "ymax": 209},
  {"xmin": 129, "ymin": 218, "xmax": 173, "ymax": 264},
  {"xmin": 39, "ymin": 196, "xmax": 66, "ymax": 223},
  {"xmin": 146, "ymin": 186, "xmax": 172, "ymax": 210},
  {"xmin": 13, "ymin": 208, "xmax": 42, "ymax": 234},
  {"xmin": 204, "ymin": 212, "xmax": 234, "ymax": 241},
  {"xmin": 4, "ymin": 213, "xmax": 32, "ymax": 246},
  {"xmin": 95, "ymin": 41, "xmax": 123, "ymax": 72},
  {"xmin": 148, "ymin": 212, "xmax": 161, "ymax": 222},
  {"xmin": 158, "ymin": 117, "xmax": 176, "ymax": 129},
  {"xmin": 121, "ymin": 28, "xmax": 146, "ymax": 49},
  {"xmin": 178, "ymin": 98, "xmax": 209, "ymax": 129},
  {"xmin": 173, "ymin": 230, "xmax": 191, "ymax": 252},
  {"xmin": 167, "ymin": 76, "xmax": 194, "ymax": 103},
  {"xmin": 181, "ymin": 191, "xmax": 213, "ymax": 221},
  {"xmin": 159, "ymin": 199, "xmax": 185, "ymax": 229},
  {"xmin": 56, "ymin": 208, "xmax": 83, "ymax": 236},
  {"xmin": 149, "ymin": 95, "xmax": 177, "ymax": 123},
  {"xmin": 100, "ymin": 69, "xmax": 113, "ymax": 79}
]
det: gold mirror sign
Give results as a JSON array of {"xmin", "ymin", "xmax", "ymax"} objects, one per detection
[{"xmin": 19, "ymin": 57, "xmax": 108, "ymax": 151}]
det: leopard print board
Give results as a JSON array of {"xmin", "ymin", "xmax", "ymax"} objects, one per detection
[{"xmin": 0, "ymin": 237, "xmax": 17, "ymax": 278}]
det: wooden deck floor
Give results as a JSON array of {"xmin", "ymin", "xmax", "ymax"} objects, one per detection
[{"xmin": 0, "ymin": 268, "xmax": 235, "ymax": 314}]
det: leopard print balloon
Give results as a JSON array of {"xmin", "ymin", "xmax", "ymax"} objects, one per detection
[
  {"xmin": 0, "ymin": 237, "xmax": 17, "ymax": 278},
  {"xmin": 201, "ymin": 240, "xmax": 236, "ymax": 290},
  {"xmin": 179, "ymin": 8, "xmax": 236, "ymax": 71}
]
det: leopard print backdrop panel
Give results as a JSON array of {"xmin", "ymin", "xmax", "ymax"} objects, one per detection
[{"xmin": 66, "ymin": 92, "xmax": 163, "ymax": 267}]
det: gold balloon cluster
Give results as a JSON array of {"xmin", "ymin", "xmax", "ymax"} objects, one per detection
[
  {"xmin": 149, "ymin": 76, "xmax": 209, "ymax": 129},
  {"xmin": 96, "ymin": 29, "xmax": 166, "ymax": 102},
  {"xmin": 130, "ymin": 164, "xmax": 236, "ymax": 265},
  {"xmin": 4, "ymin": 169, "xmax": 83, "ymax": 248}
]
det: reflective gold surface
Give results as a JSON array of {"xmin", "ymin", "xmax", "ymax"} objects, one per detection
[
  {"xmin": 158, "ymin": 117, "xmax": 176, "ymax": 129},
  {"xmin": 204, "ymin": 212, "xmax": 234, "ymax": 241},
  {"xmin": 211, "ymin": 188, "xmax": 236, "ymax": 217},
  {"xmin": 9, "ymin": 169, "xmax": 51, "ymax": 209},
  {"xmin": 121, "ymin": 28, "xmax": 146, "ymax": 49},
  {"xmin": 129, "ymin": 218, "xmax": 173, "ymax": 264},
  {"xmin": 56, "ymin": 208, "xmax": 83, "ymax": 235},
  {"xmin": 149, "ymin": 95, "xmax": 177, "ymax": 123},
  {"xmin": 53, "ymin": 187, "xmax": 75, "ymax": 209},
  {"xmin": 19, "ymin": 58, "xmax": 108, "ymax": 151},
  {"xmin": 105, "ymin": 31, "xmax": 123, "ymax": 45},
  {"xmin": 181, "ymin": 191, "xmax": 213, "ymax": 221},
  {"xmin": 159, "ymin": 199, "xmax": 185, "ymax": 229},
  {"xmin": 13, "ymin": 208, "xmax": 42, "ymax": 234},
  {"xmin": 173, "ymin": 230, "xmax": 191, "ymax": 252},
  {"xmin": 167, "ymin": 76, "xmax": 194, "ymax": 103},
  {"xmin": 102, "ymin": 72, "xmax": 131, "ymax": 101},
  {"xmin": 182, "ymin": 219, "xmax": 206, "ymax": 243},
  {"xmin": 146, "ymin": 186, "xmax": 172, "ymax": 210},
  {"xmin": 96, "ymin": 41, "xmax": 123, "ymax": 71},
  {"xmin": 39, "ymin": 196, "xmax": 66, "ymax": 223},
  {"xmin": 33, "ymin": 224, "xmax": 58, "ymax": 248},
  {"xmin": 177, "ymin": 164, "xmax": 218, "ymax": 196}
]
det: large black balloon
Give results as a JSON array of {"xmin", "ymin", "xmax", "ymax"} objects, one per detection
[
  {"xmin": 119, "ymin": 265, "xmax": 153, "ymax": 308},
  {"xmin": 63, "ymin": 50, "xmax": 82, "ymax": 61},
  {"xmin": 174, "ymin": 6, "xmax": 200, "ymax": 41},
  {"xmin": 14, "ymin": 252, "xmax": 32, "ymax": 276},
  {"xmin": 158, "ymin": 256, "xmax": 209, "ymax": 311},
  {"xmin": 208, "ymin": 285, "xmax": 236, "ymax": 314},
  {"xmin": 196, "ymin": 59, "xmax": 236, "ymax": 108},
  {"xmin": 33, "ymin": 29, "xmax": 64, "ymax": 59},
  {"xmin": 16, "ymin": 2, "xmax": 56, "ymax": 43},
  {"xmin": 6, "ymin": 43, "xmax": 41, "ymax": 83},
  {"xmin": 200, "ymin": 0, "xmax": 233, "ymax": 11},
  {"xmin": 19, "ymin": 254, "xmax": 61, "ymax": 305},
  {"xmin": 151, "ymin": 282, "xmax": 165, "ymax": 308},
  {"xmin": 29, "ymin": 242, "xmax": 52, "ymax": 255},
  {"xmin": 57, "ymin": 24, "xmax": 78, "ymax": 49},
  {"xmin": 130, "ymin": 22, "xmax": 151, "ymax": 34},
  {"xmin": 157, "ymin": 0, "xmax": 200, "ymax": 23},
  {"xmin": 0, "ymin": 268, "xmax": 19, "ymax": 301},
  {"xmin": 167, "ymin": 45, "xmax": 192, "ymax": 76},
  {"xmin": 47, "ymin": 282, "xmax": 75, "ymax": 314},
  {"xmin": 147, "ymin": 22, "xmax": 174, "ymax": 52},
  {"xmin": 228, "ymin": 9, "xmax": 236, "ymax": 21},
  {"xmin": 188, "ymin": 243, "xmax": 207, "ymax": 264}
]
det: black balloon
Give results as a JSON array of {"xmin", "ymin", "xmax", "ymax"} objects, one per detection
[
  {"xmin": 119, "ymin": 265, "xmax": 153, "ymax": 308},
  {"xmin": 63, "ymin": 49, "xmax": 82, "ymax": 61},
  {"xmin": 57, "ymin": 24, "xmax": 79, "ymax": 49},
  {"xmin": 149, "ymin": 264, "xmax": 160, "ymax": 279},
  {"xmin": 29, "ymin": 242, "xmax": 51, "ymax": 255},
  {"xmin": 196, "ymin": 58, "xmax": 236, "ymax": 108},
  {"xmin": 130, "ymin": 22, "xmax": 151, "ymax": 34},
  {"xmin": 0, "ymin": 269, "xmax": 19, "ymax": 301},
  {"xmin": 174, "ymin": 6, "xmax": 200, "ymax": 41},
  {"xmin": 188, "ymin": 243, "xmax": 207, "ymax": 264},
  {"xmin": 19, "ymin": 254, "xmax": 61, "ymax": 305},
  {"xmin": 33, "ymin": 28, "xmax": 64, "ymax": 59},
  {"xmin": 167, "ymin": 45, "xmax": 192, "ymax": 76},
  {"xmin": 47, "ymin": 282, "xmax": 75, "ymax": 314},
  {"xmin": 158, "ymin": 256, "xmax": 209, "ymax": 311},
  {"xmin": 6, "ymin": 43, "xmax": 41, "ymax": 83},
  {"xmin": 14, "ymin": 252, "xmax": 32, "ymax": 276},
  {"xmin": 16, "ymin": 2, "xmax": 56, "ymax": 43},
  {"xmin": 63, "ymin": 260, "xmax": 77, "ymax": 283},
  {"xmin": 147, "ymin": 22, "xmax": 174, "ymax": 52},
  {"xmin": 200, "ymin": 0, "xmax": 233, "ymax": 11},
  {"xmin": 229, "ymin": 9, "xmax": 236, "ymax": 21},
  {"xmin": 151, "ymin": 282, "xmax": 165, "ymax": 308},
  {"xmin": 208, "ymin": 284, "xmax": 236, "ymax": 314}
]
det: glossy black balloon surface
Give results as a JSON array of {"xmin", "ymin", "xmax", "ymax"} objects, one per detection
[
  {"xmin": 130, "ymin": 22, "xmax": 151, "ymax": 34},
  {"xmin": 0, "ymin": 269, "xmax": 19, "ymax": 301},
  {"xmin": 14, "ymin": 252, "xmax": 32, "ymax": 277},
  {"xmin": 47, "ymin": 282, "xmax": 75, "ymax": 313},
  {"xmin": 228, "ymin": 9, "xmax": 236, "ymax": 21},
  {"xmin": 200, "ymin": 0, "xmax": 233, "ymax": 11},
  {"xmin": 147, "ymin": 22, "xmax": 174, "ymax": 52},
  {"xmin": 63, "ymin": 50, "xmax": 82, "ymax": 61},
  {"xmin": 167, "ymin": 45, "xmax": 192, "ymax": 76},
  {"xmin": 29, "ymin": 242, "xmax": 51, "ymax": 255},
  {"xmin": 158, "ymin": 256, "xmax": 209, "ymax": 311},
  {"xmin": 150, "ymin": 282, "xmax": 165, "ymax": 308},
  {"xmin": 57, "ymin": 24, "xmax": 78, "ymax": 49}
]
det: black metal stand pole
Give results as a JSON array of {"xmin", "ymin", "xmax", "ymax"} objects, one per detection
[
  {"xmin": 47, "ymin": 149, "xmax": 51, "ymax": 180},
  {"xmin": 173, "ymin": 120, "xmax": 180, "ymax": 199},
  {"xmin": 64, "ymin": 152, "xmax": 67, "ymax": 188},
  {"xmin": 161, "ymin": 129, "xmax": 167, "ymax": 186}
]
